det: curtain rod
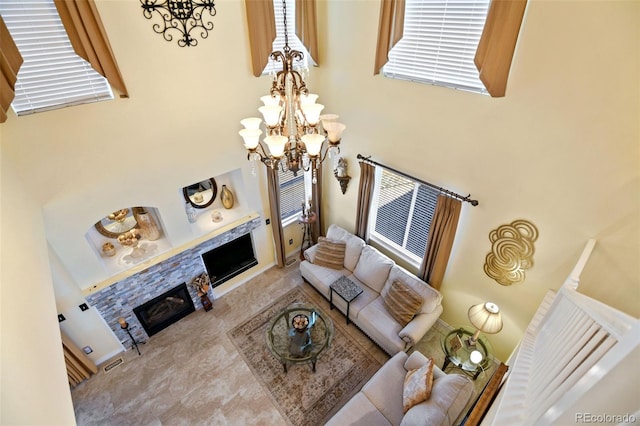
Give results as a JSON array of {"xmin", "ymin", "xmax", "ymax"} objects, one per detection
[{"xmin": 357, "ymin": 154, "xmax": 479, "ymax": 206}]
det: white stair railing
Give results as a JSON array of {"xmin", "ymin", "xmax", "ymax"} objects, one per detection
[{"xmin": 490, "ymin": 239, "xmax": 639, "ymax": 425}]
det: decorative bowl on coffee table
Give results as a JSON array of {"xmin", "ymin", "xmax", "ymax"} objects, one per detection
[{"xmin": 266, "ymin": 303, "xmax": 334, "ymax": 373}]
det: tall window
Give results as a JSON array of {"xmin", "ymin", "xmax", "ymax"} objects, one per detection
[
  {"xmin": 279, "ymin": 168, "xmax": 312, "ymax": 226},
  {"xmin": 0, "ymin": 0, "xmax": 114, "ymax": 116},
  {"xmin": 263, "ymin": 0, "xmax": 313, "ymax": 76},
  {"xmin": 369, "ymin": 168, "xmax": 439, "ymax": 265},
  {"xmin": 382, "ymin": 0, "xmax": 490, "ymax": 94},
  {"xmin": 268, "ymin": 0, "xmax": 313, "ymax": 225}
]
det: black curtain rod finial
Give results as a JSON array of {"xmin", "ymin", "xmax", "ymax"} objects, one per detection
[{"xmin": 356, "ymin": 153, "xmax": 479, "ymax": 207}]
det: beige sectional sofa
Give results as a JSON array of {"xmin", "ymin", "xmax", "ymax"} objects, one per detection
[
  {"xmin": 300, "ymin": 224, "xmax": 443, "ymax": 355},
  {"xmin": 326, "ymin": 350, "xmax": 474, "ymax": 426}
]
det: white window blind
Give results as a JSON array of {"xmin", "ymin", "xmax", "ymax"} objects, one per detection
[
  {"xmin": 0, "ymin": 0, "xmax": 113, "ymax": 116},
  {"xmin": 383, "ymin": 0, "xmax": 490, "ymax": 94},
  {"xmin": 263, "ymin": 0, "xmax": 312, "ymax": 75},
  {"xmin": 370, "ymin": 168, "xmax": 439, "ymax": 263},
  {"xmin": 278, "ymin": 167, "xmax": 311, "ymax": 224}
]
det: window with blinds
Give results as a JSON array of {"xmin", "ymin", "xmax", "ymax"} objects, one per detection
[
  {"xmin": 263, "ymin": 0, "xmax": 312, "ymax": 75},
  {"xmin": 0, "ymin": 0, "xmax": 113, "ymax": 116},
  {"xmin": 278, "ymin": 168, "xmax": 311, "ymax": 225},
  {"xmin": 383, "ymin": 0, "xmax": 490, "ymax": 94},
  {"xmin": 369, "ymin": 168, "xmax": 439, "ymax": 264}
]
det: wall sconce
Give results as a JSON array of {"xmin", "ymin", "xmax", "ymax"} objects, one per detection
[
  {"xmin": 334, "ymin": 157, "xmax": 351, "ymax": 194},
  {"xmin": 484, "ymin": 219, "xmax": 538, "ymax": 286},
  {"xmin": 140, "ymin": 0, "xmax": 217, "ymax": 47}
]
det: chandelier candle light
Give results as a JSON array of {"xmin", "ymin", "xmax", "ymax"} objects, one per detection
[{"xmin": 239, "ymin": 0, "xmax": 345, "ymax": 183}]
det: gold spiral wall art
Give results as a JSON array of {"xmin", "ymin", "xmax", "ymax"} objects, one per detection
[{"xmin": 484, "ymin": 219, "xmax": 539, "ymax": 286}]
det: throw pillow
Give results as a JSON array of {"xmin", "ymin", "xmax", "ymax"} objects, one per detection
[
  {"xmin": 402, "ymin": 357, "xmax": 435, "ymax": 413},
  {"xmin": 383, "ymin": 280, "xmax": 424, "ymax": 326},
  {"xmin": 313, "ymin": 237, "xmax": 346, "ymax": 270}
]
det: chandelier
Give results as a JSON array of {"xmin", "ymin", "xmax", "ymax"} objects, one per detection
[{"xmin": 239, "ymin": 0, "xmax": 346, "ymax": 183}]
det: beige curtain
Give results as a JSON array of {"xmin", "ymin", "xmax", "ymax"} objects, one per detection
[
  {"xmin": 474, "ymin": 0, "xmax": 527, "ymax": 97},
  {"xmin": 295, "ymin": 0, "xmax": 319, "ymax": 64},
  {"xmin": 311, "ymin": 166, "xmax": 323, "ymax": 242},
  {"xmin": 373, "ymin": 0, "xmax": 405, "ymax": 75},
  {"xmin": 245, "ymin": 0, "xmax": 277, "ymax": 77},
  {"xmin": 419, "ymin": 195, "xmax": 462, "ymax": 290},
  {"xmin": 0, "ymin": 16, "xmax": 23, "ymax": 123},
  {"xmin": 246, "ymin": 0, "xmax": 318, "ymax": 76},
  {"xmin": 62, "ymin": 331, "xmax": 97, "ymax": 387},
  {"xmin": 267, "ymin": 167, "xmax": 287, "ymax": 267},
  {"xmin": 355, "ymin": 161, "xmax": 376, "ymax": 240},
  {"xmin": 54, "ymin": 0, "xmax": 128, "ymax": 97}
]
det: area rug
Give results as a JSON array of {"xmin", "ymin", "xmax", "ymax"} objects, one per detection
[{"xmin": 228, "ymin": 287, "xmax": 382, "ymax": 426}]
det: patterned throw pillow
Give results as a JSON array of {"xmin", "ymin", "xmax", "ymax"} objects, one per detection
[
  {"xmin": 313, "ymin": 237, "xmax": 346, "ymax": 270},
  {"xmin": 402, "ymin": 357, "xmax": 435, "ymax": 413},
  {"xmin": 383, "ymin": 280, "xmax": 424, "ymax": 326}
]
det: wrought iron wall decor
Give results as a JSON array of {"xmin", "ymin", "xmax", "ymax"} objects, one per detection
[
  {"xmin": 140, "ymin": 0, "xmax": 216, "ymax": 47},
  {"xmin": 484, "ymin": 219, "xmax": 538, "ymax": 286}
]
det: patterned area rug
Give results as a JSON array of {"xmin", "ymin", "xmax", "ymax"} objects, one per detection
[{"xmin": 228, "ymin": 287, "xmax": 382, "ymax": 426}]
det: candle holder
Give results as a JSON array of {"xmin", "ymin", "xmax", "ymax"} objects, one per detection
[{"xmin": 118, "ymin": 317, "xmax": 146, "ymax": 356}]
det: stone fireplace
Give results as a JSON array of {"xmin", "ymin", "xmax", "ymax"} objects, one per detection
[
  {"xmin": 133, "ymin": 283, "xmax": 195, "ymax": 336},
  {"xmin": 86, "ymin": 216, "xmax": 261, "ymax": 344}
]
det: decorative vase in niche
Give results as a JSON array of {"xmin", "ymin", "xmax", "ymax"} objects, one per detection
[
  {"xmin": 102, "ymin": 242, "xmax": 116, "ymax": 257},
  {"xmin": 185, "ymin": 202, "xmax": 197, "ymax": 223},
  {"xmin": 220, "ymin": 185, "xmax": 234, "ymax": 209},
  {"xmin": 136, "ymin": 212, "xmax": 161, "ymax": 240}
]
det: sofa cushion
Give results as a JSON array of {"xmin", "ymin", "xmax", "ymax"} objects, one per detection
[
  {"xmin": 357, "ymin": 298, "xmax": 406, "ymax": 355},
  {"xmin": 383, "ymin": 280, "xmax": 424, "ymax": 326},
  {"xmin": 382, "ymin": 265, "xmax": 442, "ymax": 314},
  {"xmin": 401, "ymin": 373, "xmax": 473, "ymax": 426},
  {"xmin": 402, "ymin": 357, "xmax": 434, "ymax": 413},
  {"xmin": 326, "ymin": 224, "xmax": 366, "ymax": 271},
  {"xmin": 299, "ymin": 260, "xmax": 349, "ymax": 300},
  {"xmin": 362, "ymin": 352, "xmax": 408, "ymax": 426},
  {"xmin": 353, "ymin": 246, "xmax": 395, "ymax": 293},
  {"xmin": 314, "ymin": 237, "xmax": 346, "ymax": 270},
  {"xmin": 325, "ymin": 392, "xmax": 392, "ymax": 426}
]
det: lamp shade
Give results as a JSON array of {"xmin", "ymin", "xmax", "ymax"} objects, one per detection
[
  {"xmin": 468, "ymin": 302, "xmax": 503, "ymax": 334},
  {"xmin": 240, "ymin": 117, "xmax": 262, "ymax": 130},
  {"xmin": 301, "ymin": 103, "xmax": 324, "ymax": 125},
  {"xmin": 259, "ymin": 105, "xmax": 283, "ymax": 126},
  {"xmin": 264, "ymin": 135, "xmax": 288, "ymax": 158},
  {"xmin": 301, "ymin": 134, "xmax": 325, "ymax": 156},
  {"xmin": 260, "ymin": 95, "xmax": 281, "ymax": 106},
  {"xmin": 323, "ymin": 121, "xmax": 346, "ymax": 143},
  {"xmin": 299, "ymin": 93, "xmax": 319, "ymax": 105},
  {"xmin": 239, "ymin": 128, "xmax": 262, "ymax": 149}
]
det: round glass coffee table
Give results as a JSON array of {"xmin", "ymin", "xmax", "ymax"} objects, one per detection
[
  {"xmin": 440, "ymin": 326, "xmax": 493, "ymax": 380},
  {"xmin": 266, "ymin": 303, "xmax": 334, "ymax": 373}
]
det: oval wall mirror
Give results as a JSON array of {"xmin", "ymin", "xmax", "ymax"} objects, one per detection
[
  {"xmin": 183, "ymin": 178, "xmax": 217, "ymax": 209},
  {"xmin": 95, "ymin": 207, "xmax": 143, "ymax": 238}
]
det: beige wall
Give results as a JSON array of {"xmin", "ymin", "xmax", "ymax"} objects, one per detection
[
  {"xmin": 1, "ymin": 151, "xmax": 76, "ymax": 424},
  {"xmin": 0, "ymin": 0, "xmax": 638, "ymax": 422},
  {"xmin": 315, "ymin": 0, "xmax": 639, "ymax": 360}
]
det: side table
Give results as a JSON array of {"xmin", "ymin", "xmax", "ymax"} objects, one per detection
[
  {"xmin": 298, "ymin": 212, "xmax": 317, "ymax": 260},
  {"xmin": 440, "ymin": 326, "xmax": 493, "ymax": 380},
  {"xmin": 329, "ymin": 276, "xmax": 363, "ymax": 325}
]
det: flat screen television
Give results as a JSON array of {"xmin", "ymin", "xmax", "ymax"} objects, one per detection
[{"xmin": 201, "ymin": 233, "xmax": 258, "ymax": 288}]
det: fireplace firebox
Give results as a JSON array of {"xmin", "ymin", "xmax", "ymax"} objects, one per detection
[{"xmin": 133, "ymin": 283, "xmax": 195, "ymax": 337}]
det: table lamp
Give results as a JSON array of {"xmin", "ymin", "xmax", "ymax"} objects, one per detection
[{"xmin": 467, "ymin": 301, "xmax": 503, "ymax": 346}]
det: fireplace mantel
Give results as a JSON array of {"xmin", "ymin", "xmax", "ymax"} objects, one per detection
[{"xmin": 82, "ymin": 212, "xmax": 261, "ymax": 296}]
